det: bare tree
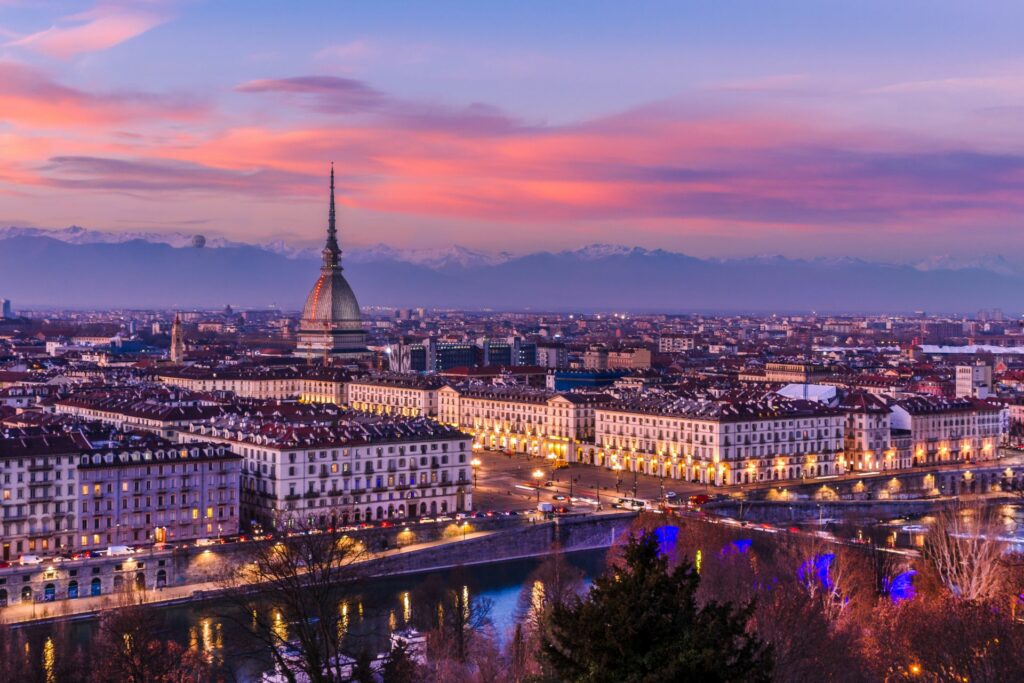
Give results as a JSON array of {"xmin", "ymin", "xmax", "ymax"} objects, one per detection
[
  {"xmin": 412, "ymin": 569, "xmax": 494, "ymax": 680},
  {"xmin": 504, "ymin": 546, "xmax": 586, "ymax": 682},
  {"xmin": 923, "ymin": 501, "xmax": 1012, "ymax": 601},
  {"xmin": 89, "ymin": 592, "xmax": 216, "ymax": 682},
  {"xmin": 513, "ymin": 544, "xmax": 585, "ymax": 634},
  {"xmin": 220, "ymin": 510, "xmax": 375, "ymax": 683},
  {"xmin": 863, "ymin": 594, "xmax": 1024, "ymax": 683}
]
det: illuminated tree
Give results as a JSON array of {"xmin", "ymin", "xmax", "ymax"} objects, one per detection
[{"xmin": 922, "ymin": 502, "xmax": 1012, "ymax": 601}]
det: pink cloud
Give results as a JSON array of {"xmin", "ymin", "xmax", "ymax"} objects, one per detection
[
  {"xmin": 6, "ymin": 69, "xmax": 1024, "ymax": 250},
  {"xmin": 0, "ymin": 62, "xmax": 206, "ymax": 127},
  {"xmin": 8, "ymin": 3, "xmax": 169, "ymax": 59}
]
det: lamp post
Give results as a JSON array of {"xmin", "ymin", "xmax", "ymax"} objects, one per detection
[
  {"xmin": 659, "ymin": 460, "xmax": 665, "ymax": 503},
  {"xmin": 532, "ymin": 469, "xmax": 544, "ymax": 503},
  {"xmin": 613, "ymin": 463, "xmax": 623, "ymax": 492},
  {"xmin": 470, "ymin": 457, "xmax": 481, "ymax": 489}
]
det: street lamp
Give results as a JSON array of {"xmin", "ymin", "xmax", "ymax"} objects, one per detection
[
  {"xmin": 532, "ymin": 468, "xmax": 544, "ymax": 503},
  {"xmin": 470, "ymin": 457, "xmax": 481, "ymax": 489},
  {"xmin": 545, "ymin": 452, "xmax": 558, "ymax": 491},
  {"xmin": 612, "ymin": 463, "xmax": 623, "ymax": 492}
]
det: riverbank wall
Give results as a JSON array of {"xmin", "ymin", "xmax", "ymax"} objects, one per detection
[
  {"xmin": 366, "ymin": 511, "xmax": 635, "ymax": 578},
  {"xmin": 4, "ymin": 512, "xmax": 636, "ymax": 626},
  {"xmin": 705, "ymin": 494, "xmax": 1020, "ymax": 523}
]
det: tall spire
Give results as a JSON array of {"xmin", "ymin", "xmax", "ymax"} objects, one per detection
[{"xmin": 322, "ymin": 163, "xmax": 341, "ymax": 268}]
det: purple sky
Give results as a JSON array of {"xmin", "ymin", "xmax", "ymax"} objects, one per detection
[{"xmin": 2, "ymin": 1, "xmax": 1024, "ymax": 259}]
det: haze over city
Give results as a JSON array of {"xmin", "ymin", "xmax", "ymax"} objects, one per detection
[{"xmin": 3, "ymin": 1, "xmax": 1024, "ymax": 261}]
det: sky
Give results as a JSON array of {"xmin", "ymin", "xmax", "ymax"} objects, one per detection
[{"xmin": 2, "ymin": 0, "xmax": 1024, "ymax": 260}]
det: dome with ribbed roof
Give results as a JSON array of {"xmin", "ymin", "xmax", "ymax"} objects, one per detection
[{"xmin": 301, "ymin": 267, "xmax": 362, "ymax": 329}]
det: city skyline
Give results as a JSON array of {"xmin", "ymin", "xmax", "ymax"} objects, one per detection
[{"xmin": 3, "ymin": 1, "xmax": 1024, "ymax": 260}]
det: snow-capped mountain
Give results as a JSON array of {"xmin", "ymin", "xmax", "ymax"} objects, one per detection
[
  {"xmin": 559, "ymin": 243, "xmax": 650, "ymax": 260},
  {"xmin": 0, "ymin": 226, "xmax": 246, "ymax": 249},
  {"xmin": 3, "ymin": 232, "xmax": 1024, "ymax": 312},
  {"xmin": 346, "ymin": 243, "xmax": 513, "ymax": 269},
  {"xmin": 908, "ymin": 254, "xmax": 1021, "ymax": 276}
]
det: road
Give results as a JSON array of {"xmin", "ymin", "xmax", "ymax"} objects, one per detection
[{"xmin": 471, "ymin": 449, "xmax": 707, "ymax": 513}]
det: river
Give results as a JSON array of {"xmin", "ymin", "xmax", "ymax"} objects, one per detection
[{"xmin": 24, "ymin": 548, "xmax": 610, "ymax": 682}]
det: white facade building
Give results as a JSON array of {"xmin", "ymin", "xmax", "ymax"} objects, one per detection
[
  {"xmin": 591, "ymin": 396, "xmax": 845, "ymax": 486},
  {"xmin": 182, "ymin": 407, "xmax": 472, "ymax": 530}
]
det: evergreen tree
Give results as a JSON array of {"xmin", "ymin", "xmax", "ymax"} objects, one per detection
[
  {"xmin": 380, "ymin": 639, "xmax": 419, "ymax": 683},
  {"xmin": 540, "ymin": 531, "xmax": 772, "ymax": 683},
  {"xmin": 350, "ymin": 650, "xmax": 376, "ymax": 683}
]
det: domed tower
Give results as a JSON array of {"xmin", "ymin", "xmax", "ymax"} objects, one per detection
[{"xmin": 294, "ymin": 165, "xmax": 369, "ymax": 361}]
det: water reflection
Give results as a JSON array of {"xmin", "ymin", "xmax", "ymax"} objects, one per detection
[
  {"xmin": 43, "ymin": 637, "xmax": 55, "ymax": 683},
  {"xmin": 801, "ymin": 503, "xmax": 1023, "ymax": 551},
  {"xmin": 34, "ymin": 550, "xmax": 607, "ymax": 681}
]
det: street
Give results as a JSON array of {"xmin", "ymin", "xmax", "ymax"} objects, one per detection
[{"xmin": 471, "ymin": 449, "xmax": 707, "ymax": 513}]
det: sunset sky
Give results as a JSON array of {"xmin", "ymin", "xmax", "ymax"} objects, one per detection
[{"xmin": 2, "ymin": 1, "xmax": 1024, "ymax": 259}]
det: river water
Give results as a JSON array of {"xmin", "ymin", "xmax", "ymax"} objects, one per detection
[
  {"xmin": 792, "ymin": 502, "xmax": 1024, "ymax": 552},
  {"xmin": 25, "ymin": 548, "xmax": 610, "ymax": 682}
]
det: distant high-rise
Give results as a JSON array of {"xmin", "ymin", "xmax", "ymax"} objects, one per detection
[
  {"xmin": 170, "ymin": 313, "xmax": 186, "ymax": 363},
  {"xmin": 295, "ymin": 165, "xmax": 369, "ymax": 361},
  {"xmin": 0, "ymin": 298, "xmax": 11, "ymax": 319},
  {"xmin": 956, "ymin": 363, "xmax": 992, "ymax": 399}
]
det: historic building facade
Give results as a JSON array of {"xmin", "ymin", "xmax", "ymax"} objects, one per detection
[
  {"xmin": 592, "ymin": 397, "xmax": 845, "ymax": 486},
  {"xmin": 76, "ymin": 443, "xmax": 241, "ymax": 549},
  {"xmin": 437, "ymin": 385, "xmax": 611, "ymax": 462},
  {"xmin": 182, "ymin": 407, "xmax": 472, "ymax": 530}
]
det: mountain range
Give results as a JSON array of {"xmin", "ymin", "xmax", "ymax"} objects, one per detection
[{"xmin": 0, "ymin": 228, "xmax": 1022, "ymax": 313}]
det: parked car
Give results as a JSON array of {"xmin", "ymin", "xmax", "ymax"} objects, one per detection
[{"xmin": 18, "ymin": 555, "xmax": 43, "ymax": 565}]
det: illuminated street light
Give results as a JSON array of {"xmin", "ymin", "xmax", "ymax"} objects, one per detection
[
  {"xmin": 470, "ymin": 457, "xmax": 482, "ymax": 489},
  {"xmin": 532, "ymin": 468, "xmax": 544, "ymax": 503}
]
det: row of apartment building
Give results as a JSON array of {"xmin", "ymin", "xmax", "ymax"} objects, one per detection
[
  {"xmin": 155, "ymin": 369, "xmax": 1008, "ymax": 483},
  {"xmin": 0, "ymin": 433, "xmax": 240, "ymax": 561},
  {"xmin": 181, "ymin": 407, "xmax": 473, "ymax": 530}
]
